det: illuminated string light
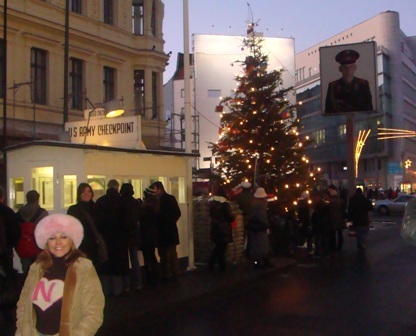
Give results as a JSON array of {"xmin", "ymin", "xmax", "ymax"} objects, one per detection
[
  {"xmin": 377, "ymin": 127, "xmax": 416, "ymax": 140},
  {"xmin": 355, "ymin": 129, "xmax": 371, "ymax": 178}
]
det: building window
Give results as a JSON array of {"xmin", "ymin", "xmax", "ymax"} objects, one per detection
[
  {"xmin": 103, "ymin": 66, "xmax": 115, "ymax": 102},
  {"xmin": 152, "ymin": 71, "xmax": 158, "ymax": 119},
  {"xmin": 70, "ymin": 58, "xmax": 84, "ymax": 110},
  {"xmin": 103, "ymin": 0, "xmax": 113, "ymax": 25},
  {"xmin": 70, "ymin": 0, "xmax": 82, "ymax": 14},
  {"xmin": 132, "ymin": 0, "xmax": 144, "ymax": 35},
  {"xmin": 151, "ymin": 0, "xmax": 156, "ymax": 36},
  {"xmin": 313, "ymin": 129, "xmax": 326, "ymax": 145},
  {"xmin": 134, "ymin": 70, "xmax": 145, "ymax": 114},
  {"xmin": 181, "ymin": 89, "xmax": 185, "ymax": 98},
  {"xmin": 338, "ymin": 124, "xmax": 346, "ymax": 139},
  {"xmin": 0, "ymin": 39, "xmax": 4, "ymax": 99},
  {"xmin": 208, "ymin": 89, "xmax": 221, "ymax": 98},
  {"xmin": 31, "ymin": 48, "xmax": 47, "ymax": 105}
]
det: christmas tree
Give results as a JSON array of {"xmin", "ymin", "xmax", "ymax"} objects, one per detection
[{"xmin": 210, "ymin": 22, "xmax": 318, "ymax": 207}]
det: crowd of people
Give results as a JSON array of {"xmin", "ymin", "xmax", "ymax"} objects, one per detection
[
  {"xmin": 0, "ymin": 180, "xmax": 182, "ymax": 334},
  {"xmin": 207, "ymin": 182, "xmax": 375, "ymax": 270},
  {"xmin": 0, "ymin": 178, "xmax": 380, "ymax": 334}
]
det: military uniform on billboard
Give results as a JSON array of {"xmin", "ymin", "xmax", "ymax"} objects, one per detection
[
  {"xmin": 324, "ymin": 49, "xmax": 373, "ymax": 114},
  {"xmin": 325, "ymin": 76, "xmax": 373, "ymax": 113}
]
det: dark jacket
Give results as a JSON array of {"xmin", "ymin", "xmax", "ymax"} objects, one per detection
[
  {"xmin": 95, "ymin": 188, "xmax": 129, "ymax": 276},
  {"xmin": 235, "ymin": 189, "xmax": 253, "ymax": 227},
  {"xmin": 209, "ymin": 196, "xmax": 235, "ymax": 244},
  {"xmin": 140, "ymin": 196, "xmax": 160, "ymax": 249},
  {"xmin": 328, "ymin": 196, "xmax": 346, "ymax": 230},
  {"xmin": 0, "ymin": 203, "xmax": 20, "ymax": 257},
  {"xmin": 247, "ymin": 198, "xmax": 269, "ymax": 232},
  {"xmin": 119, "ymin": 194, "xmax": 142, "ymax": 248},
  {"xmin": 311, "ymin": 199, "xmax": 330, "ymax": 234},
  {"xmin": 297, "ymin": 199, "xmax": 310, "ymax": 230},
  {"xmin": 67, "ymin": 200, "xmax": 101, "ymax": 266},
  {"xmin": 348, "ymin": 192, "xmax": 373, "ymax": 227},
  {"xmin": 157, "ymin": 192, "xmax": 181, "ymax": 247}
]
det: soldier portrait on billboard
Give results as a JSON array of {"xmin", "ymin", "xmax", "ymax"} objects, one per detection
[{"xmin": 324, "ymin": 49, "xmax": 373, "ymax": 113}]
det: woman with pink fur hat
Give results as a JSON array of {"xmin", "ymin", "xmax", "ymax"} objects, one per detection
[{"xmin": 15, "ymin": 213, "xmax": 104, "ymax": 336}]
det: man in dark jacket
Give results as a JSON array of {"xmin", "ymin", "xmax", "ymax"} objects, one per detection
[
  {"xmin": 0, "ymin": 186, "xmax": 20, "ymax": 272},
  {"xmin": 96, "ymin": 179, "xmax": 128, "ymax": 296},
  {"xmin": 348, "ymin": 188, "xmax": 373, "ymax": 252},
  {"xmin": 150, "ymin": 181, "xmax": 181, "ymax": 282}
]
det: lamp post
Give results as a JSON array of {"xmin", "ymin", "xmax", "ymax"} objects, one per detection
[
  {"xmin": 2, "ymin": 0, "xmax": 7, "ymax": 189},
  {"xmin": 63, "ymin": 0, "xmax": 69, "ymax": 124}
]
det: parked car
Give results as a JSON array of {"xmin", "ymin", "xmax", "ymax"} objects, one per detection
[{"xmin": 373, "ymin": 194, "xmax": 416, "ymax": 215}]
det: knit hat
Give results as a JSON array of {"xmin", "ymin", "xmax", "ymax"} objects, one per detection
[
  {"xmin": 254, "ymin": 187, "xmax": 267, "ymax": 199},
  {"xmin": 35, "ymin": 214, "xmax": 84, "ymax": 249}
]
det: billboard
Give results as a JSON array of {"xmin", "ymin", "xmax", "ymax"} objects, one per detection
[{"xmin": 320, "ymin": 42, "xmax": 377, "ymax": 115}]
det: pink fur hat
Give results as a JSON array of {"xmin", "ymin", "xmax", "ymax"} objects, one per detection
[{"xmin": 35, "ymin": 214, "xmax": 84, "ymax": 249}]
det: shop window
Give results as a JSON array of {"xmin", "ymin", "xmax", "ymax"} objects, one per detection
[
  {"xmin": 64, "ymin": 175, "xmax": 77, "ymax": 208},
  {"xmin": 9, "ymin": 177, "xmax": 24, "ymax": 210},
  {"xmin": 32, "ymin": 167, "xmax": 54, "ymax": 210},
  {"xmin": 87, "ymin": 175, "xmax": 106, "ymax": 201}
]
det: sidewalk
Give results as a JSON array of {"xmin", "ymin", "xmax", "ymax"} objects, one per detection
[{"xmin": 97, "ymin": 256, "xmax": 297, "ymax": 335}]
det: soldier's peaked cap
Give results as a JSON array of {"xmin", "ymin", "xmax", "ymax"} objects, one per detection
[{"xmin": 335, "ymin": 49, "xmax": 360, "ymax": 65}]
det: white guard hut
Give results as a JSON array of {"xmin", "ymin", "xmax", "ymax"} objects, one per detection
[{"xmin": 6, "ymin": 113, "xmax": 198, "ymax": 269}]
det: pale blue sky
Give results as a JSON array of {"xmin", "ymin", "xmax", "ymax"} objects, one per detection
[{"xmin": 162, "ymin": 0, "xmax": 416, "ymax": 83}]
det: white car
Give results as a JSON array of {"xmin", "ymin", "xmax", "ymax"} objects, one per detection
[{"xmin": 373, "ymin": 194, "xmax": 416, "ymax": 215}]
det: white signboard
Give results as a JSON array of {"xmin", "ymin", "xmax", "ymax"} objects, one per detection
[{"xmin": 65, "ymin": 115, "xmax": 145, "ymax": 149}]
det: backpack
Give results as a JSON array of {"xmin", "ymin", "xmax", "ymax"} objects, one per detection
[{"xmin": 16, "ymin": 209, "xmax": 43, "ymax": 259}]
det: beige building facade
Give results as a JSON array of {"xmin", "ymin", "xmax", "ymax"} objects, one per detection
[{"xmin": 0, "ymin": 0, "xmax": 170, "ymax": 183}]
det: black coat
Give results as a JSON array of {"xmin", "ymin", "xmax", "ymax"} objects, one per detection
[
  {"xmin": 95, "ymin": 188, "xmax": 129, "ymax": 276},
  {"xmin": 119, "ymin": 195, "xmax": 142, "ymax": 248},
  {"xmin": 348, "ymin": 193, "xmax": 373, "ymax": 227},
  {"xmin": 140, "ymin": 196, "xmax": 160, "ymax": 249},
  {"xmin": 209, "ymin": 198, "xmax": 235, "ymax": 244},
  {"xmin": 67, "ymin": 200, "xmax": 101, "ymax": 266},
  {"xmin": 157, "ymin": 192, "xmax": 181, "ymax": 247}
]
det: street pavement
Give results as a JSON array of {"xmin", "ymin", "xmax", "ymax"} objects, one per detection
[{"xmin": 96, "ymin": 256, "xmax": 297, "ymax": 335}]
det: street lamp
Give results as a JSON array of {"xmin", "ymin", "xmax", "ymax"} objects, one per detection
[{"xmin": 83, "ymin": 98, "xmax": 124, "ymax": 144}]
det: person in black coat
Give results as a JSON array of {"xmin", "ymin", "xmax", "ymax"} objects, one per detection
[
  {"xmin": 348, "ymin": 188, "xmax": 373, "ymax": 252},
  {"xmin": 150, "ymin": 181, "xmax": 181, "ymax": 282},
  {"xmin": 140, "ymin": 187, "xmax": 160, "ymax": 285},
  {"xmin": 67, "ymin": 183, "xmax": 102, "ymax": 269},
  {"xmin": 311, "ymin": 191, "xmax": 331, "ymax": 258},
  {"xmin": 0, "ymin": 185, "xmax": 20, "ymax": 322},
  {"xmin": 119, "ymin": 183, "xmax": 143, "ymax": 290},
  {"xmin": 95, "ymin": 179, "xmax": 129, "ymax": 296},
  {"xmin": 208, "ymin": 186, "xmax": 235, "ymax": 273},
  {"xmin": 0, "ymin": 186, "xmax": 20, "ymax": 271}
]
